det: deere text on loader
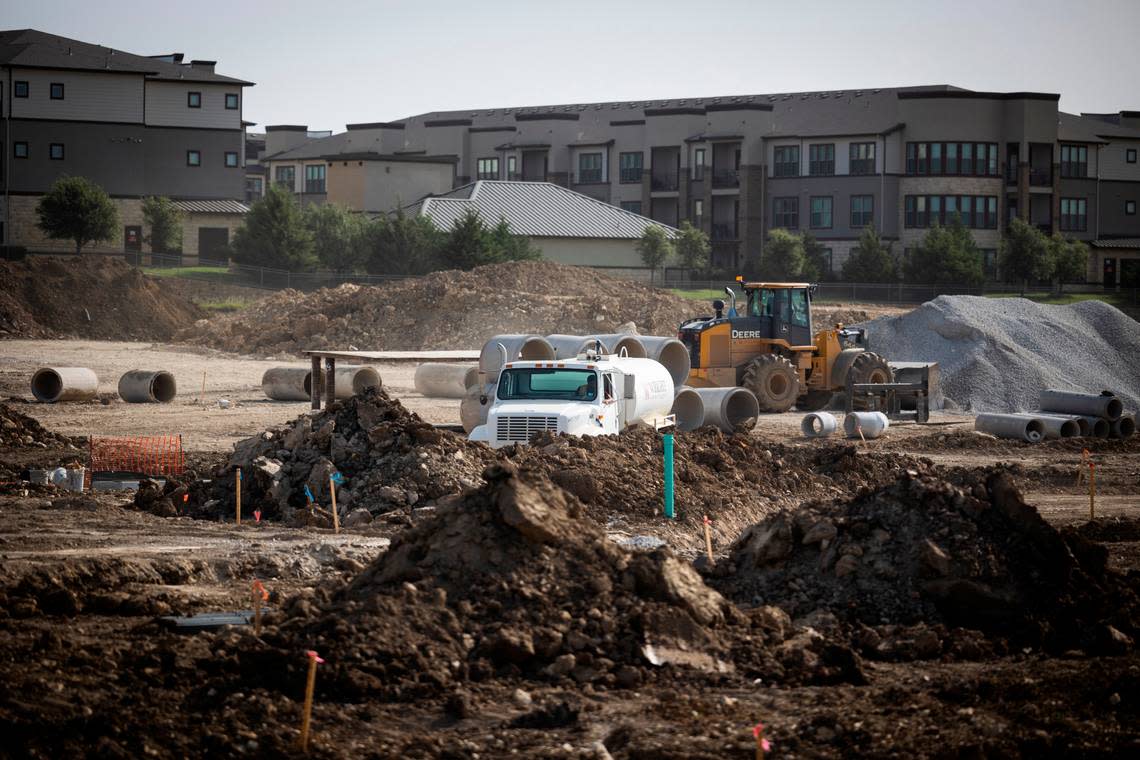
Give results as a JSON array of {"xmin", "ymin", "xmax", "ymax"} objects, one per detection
[{"xmin": 677, "ymin": 280, "xmax": 893, "ymax": 412}]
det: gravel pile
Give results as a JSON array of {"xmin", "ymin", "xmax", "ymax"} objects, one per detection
[{"xmin": 858, "ymin": 295, "xmax": 1140, "ymax": 413}]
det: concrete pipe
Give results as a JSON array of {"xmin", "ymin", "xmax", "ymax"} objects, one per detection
[
  {"xmin": 460, "ymin": 382, "xmax": 497, "ymax": 434},
  {"xmin": 638, "ymin": 336, "xmax": 692, "ymax": 388},
  {"xmin": 546, "ymin": 334, "xmax": 599, "ymax": 360},
  {"xmin": 1075, "ymin": 415, "xmax": 1111, "ymax": 438},
  {"xmin": 1039, "ymin": 389, "xmax": 1123, "ymax": 422},
  {"xmin": 670, "ymin": 387, "xmax": 705, "ymax": 432},
  {"xmin": 801, "ymin": 412, "xmax": 839, "ymax": 438},
  {"xmin": 31, "ymin": 367, "xmax": 99, "ymax": 403},
  {"xmin": 117, "ymin": 370, "xmax": 177, "ymax": 403},
  {"xmin": 333, "ymin": 366, "xmax": 382, "ymax": 399},
  {"xmin": 262, "ymin": 367, "xmax": 311, "ymax": 401},
  {"xmin": 694, "ymin": 387, "xmax": 760, "ymax": 433},
  {"xmin": 1111, "ymin": 413, "xmax": 1136, "ymax": 440},
  {"xmin": 844, "ymin": 411, "xmax": 889, "ymax": 439},
  {"xmin": 1008, "ymin": 413, "xmax": 1080, "ymax": 439},
  {"xmin": 974, "ymin": 413, "xmax": 1045, "ymax": 443},
  {"xmin": 587, "ymin": 334, "xmax": 647, "ymax": 358},
  {"xmin": 414, "ymin": 363, "xmax": 476, "ymax": 399},
  {"xmin": 479, "ymin": 335, "xmax": 555, "ymax": 383}
]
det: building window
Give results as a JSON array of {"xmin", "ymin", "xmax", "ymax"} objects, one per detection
[
  {"xmin": 620, "ymin": 201, "xmax": 642, "ymax": 215},
  {"xmin": 772, "ymin": 197, "xmax": 798, "ymax": 229},
  {"xmin": 808, "ymin": 144, "xmax": 835, "ymax": 176},
  {"xmin": 50, "ymin": 82, "xmax": 64, "ymax": 100},
  {"xmin": 906, "ymin": 142, "xmax": 999, "ymax": 176},
  {"xmin": 224, "ymin": 151, "xmax": 239, "ymax": 168},
  {"xmin": 982, "ymin": 249, "xmax": 998, "ymax": 279},
  {"xmin": 904, "ymin": 195, "xmax": 916, "ymax": 227},
  {"xmin": 850, "ymin": 195, "xmax": 873, "ymax": 228},
  {"xmin": 187, "ymin": 91, "xmax": 202, "ymax": 108},
  {"xmin": 14, "ymin": 80, "xmax": 29, "ymax": 98},
  {"xmin": 507, "ymin": 155, "xmax": 518, "ymax": 180},
  {"xmin": 692, "ymin": 199, "xmax": 703, "ymax": 225},
  {"xmin": 822, "ymin": 248, "xmax": 833, "ymax": 275},
  {"xmin": 946, "ymin": 142, "xmax": 958, "ymax": 174},
  {"xmin": 225, "ymin": 93, "xmax": 239, "ymax": 110},
  {"xmin": 245, "ymin": 176, "xmax": 263, "ymax": 203},
  {"xmin": 304, "ymin": 164, "xmax": 326, "ymax": 193},
  {"xmin": 931, "ymin": 142, "xmax": 943, "ymax": 174},
  {"xmin": 1127, "ymin": 200, "xmax": 1137, "ymax": 216},
  {"xmin": 1060, "ymin": 145, "xmax": 1088, "ymax": 178},
  {"xmin": 476, "ymin": 157, "xmax": 499, "ymax": 180},
  {"xmin": 809, "ymin": 196, "xmax": 832, "ymax": 229},
  {"xmin": 13, "ymin": 141, "xmax": 28, "ymax": 158},
  {"xmin": 1060, "ymin": 198, "xmax": 1087, "ymax": 231},
  {"xmin": 1127, "ymin": 149, "xmax": 1137, "ymax": 164},
  {"xmin": 49, "ymin": 143, "xmax": 65, "ymax": 160},
  {"xmin": 773, "ymin": 145, "xmax": 799, "ymax": 177},
  {"xmin": 693, "ymin": 148, "xmax": 706, "ymax": 180},
  {"xmin": 578, "ymin": 152, "xmax": 602, "ymax": 183},
  {"xmin": 905, "ymin": 195, "xmax": 997, "ymax": 228},
  {"xmin": 619, "ymin": 152, "xmax": 643, "ymax": 183},
  {"xmin": 186, "ymin": 149, "xmax": 201, "ymax": 166},
  {"xmin": 849, "ymin": 142, "xmax": 875, "ymax": 175},
  {"xmin": 275, "ymin": 165, "xmax": 295, "ymax": 188}
]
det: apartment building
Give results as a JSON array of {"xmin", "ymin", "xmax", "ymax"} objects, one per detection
[
  {"xmin": 348, "ymin": 85, "xmax": 1140, "ymax": 285},
  {"xmin": 0, "ymin": 29, "xmax": 253, "ymax": 260}
]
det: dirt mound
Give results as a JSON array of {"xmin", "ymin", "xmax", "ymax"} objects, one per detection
[
  {"xmin": 0, "ymin": 256, "xmax": 203, "ymax": 340},
  {"xmin": 0, "ymin": 403, "xmax": 76, "ymax": 450},
  {"xmin": 715, "ymin": 470, "xmax": 1139, "ymax": 657},
  {"xmin": 175, "ymin": 260, "xmax": 706, "ymax": 354},
  {"xmin": 0, "ymin": 403, "xmax": 83, "ymax": 485}
]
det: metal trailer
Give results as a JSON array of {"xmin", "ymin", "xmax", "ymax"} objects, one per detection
[{"xmin": 844, "ymin": 362, "xmax": 935, "ymax": 423}]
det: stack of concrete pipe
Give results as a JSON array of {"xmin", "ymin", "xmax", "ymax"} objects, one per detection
[
  {"xmin": 801, "ymin": 411, "xmax": 889, "ymax": 440},
  {"xmin": 974, "ymin": 389, "xmax": 1134, "ymax": 442},
  {"xmin": 261, "ymin": 366, "xmax": 382, "ymax": 401}
]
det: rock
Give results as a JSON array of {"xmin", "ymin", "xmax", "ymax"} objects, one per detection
[
  {"xmin": 512, "ymin": 688, "xmax": 532, "ymax": 707},
  {"xmin": 802, "ymin": 519, "xmax": 837, "ymax": 545},
  {"xmin": 834, "ymin": 554, "xmax": 860, "ymax": 578},
  {"xmin": 343, "ymin": 508, "xmax": 373, "ymax": 528},
  {"xmin": 614, "ymin": 665, "xmax": 642, "ymax": 689},
  {"xmin": 1096, "ymin": 625, "xmax": 1134, "ymax": 655},
  {"xmin": 647, "ymin": 554, "xmax": 726, "ymax": 626},
  {"xmin": 920, "ymin": 538, "xmax": 952, "ymax": 577},
  {"xmin": 493, "ymin": 464, "xmax": 578, "ymax": 545},
  {"xmin": 544, "ymin": 654, "xmax": 576, "ymax": 678},
  {"xmin": 479, "ymin": 627, "xmax": 535, "ymax": 664},
  {"xmin": 733, "ymin": 516, "xmax": 794, "ymax": 567}
]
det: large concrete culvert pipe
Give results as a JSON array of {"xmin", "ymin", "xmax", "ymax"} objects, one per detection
[
  {"xmin": 479, "ymin": 335, "xmax": 556, "ymax": 383},
  {"xmin": 413, "ymin": 363, "xmax": 478, "ymax": 399},
  {"xmin": 587, "ymin": 334, "xmax": 646, "ymax": 358},
  {"xmin": 31, "ymin": 367, "xmax": 99, "ymax": 403},
  {"xmin": 670, "ymin": 387, "xmax": 704, "ymax": 432},
  {"xmin": 638, "ymin": 336, "xmax": 692, "ymax": 388},
  {"xmin": 546, "ymin": 335, "xmax": 599, "ymax": 360},
  {"xmin": 1008, "ymin": 413, "xmax": 1080, "ymax": 439},
  {"xmin": 461, "ymin": 382, "xmax": 497, "ymax": 433},
  {"xmin": 262, "ymin": 367, "xmax": 311, "ymax": 401},
  {"xmin": 1076, "ymin": 415, "xmax": 1112, "ymax": 438},
  {"xmin": 118, "ymin": 370, "xmax": 177, "ymax": 403},
  {"xmin": 1039, "ymin": 389, "xmax": 1123, "ymax": 421},
  {"xmin": 1111, "ymin": 413, "xmax": 1136, "ymax": 440},
  {"xmin": 844, "ymin": 411, "xmax": 889, "ymax": 439},
  {"xmin": 693, "ymin": 387, "xmax": 760, "ymax": 433},
  {"xmin": 974, "ymin": 413, "xmax": 1045, "ymax": 443},
  {"xmin": 333, "ymin": 366, "xmax": 382, "ymax": 398},
  {"xmin": 801, "ymin": 412, "xmax": 839, "ymax": 438}
]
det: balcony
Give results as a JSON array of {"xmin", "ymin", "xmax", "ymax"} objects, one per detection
[
  {"xmin": 1005, "ymin": 163, "xmax": 1019, "ymax": 184},
  {"xmin": 619, "ymin": 167, "xmax": 643, "ymax": 183},
  {"xmin": 651, "ymin": 172, "xmax": 679, "ymax": 191},
  {"xmin": 1035, "ymin": 222, "xmax": 1053, "ymax": 235},
  {"xmin": 1029, "ymin": 168, "xmax": 1052, "ymax": 187},
  {"xmin": 507, "ymin": 172, "xmax": 523, "ymax": 181},
  {"xmin": 711, "ymin": 223, "xmax": 738, "ymax": 241},
  {"xmin": 575, "ymin": 169, "xmax": 603, "ymax": 184},
  {"xmin": 711, "ymin": 169, "xmax": 739, "ymax": 189}
]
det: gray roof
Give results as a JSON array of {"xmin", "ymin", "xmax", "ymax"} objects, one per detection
[
  {"xmin": 174, "ymin": 199, "xmax": 249, "ymax": 214},
  {"xmin": 1058, "ymin": 112, "xmax": 1140, "ymax": 144},
  {"xmin": 0, "ymin": 29, "xmax": 252, "ymax": 85},
  {"xmin": 1089, "ymin": 238, "xmax": 1140, "ymax": 249},
  {"xmin": 411, "ymin": 181, "xmax": 678, "ymax": 240}
]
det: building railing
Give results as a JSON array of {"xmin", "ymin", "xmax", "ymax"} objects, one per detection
[
  {"xmin": 711, "ymin": 169, "xmax": 739, "ymax": 188},
  {"xmin": 651, "ymin": 172, "xmax": 679, "ymax": 191},
  {"xmin": 1005, "ymin": 163, "xmax": 1019, "ymax": 184},
  {"xmin": 1029, "ymin": 168, "xmax": 1052, "ymax": 186},
  {"xmin": 619, "ymin": 167, "xmax": 643, "ymax": 183},
  {"xmin": 710, "ymin": 223, "xmax": 737, "ymax": 241},
  {"xmin": 575, "ymin": 169, "xmax": 603, "ymax": 183}
]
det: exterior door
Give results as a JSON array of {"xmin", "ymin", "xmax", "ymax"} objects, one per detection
[
  {"xmin": 198, "ymin": 228, "xmax": 230, "ymax": 262},
  {"xmin": 1103, "ymin": 257, "xmax": 1116, "ymax": 289},
  {"xmin": 124, "ymin": 225, "xmax": 142, "ymax": 265}
]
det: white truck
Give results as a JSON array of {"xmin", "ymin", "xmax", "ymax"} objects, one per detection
[{"xmin": 469, "ymin": 350, "xmax": 675, "ymax": 448}]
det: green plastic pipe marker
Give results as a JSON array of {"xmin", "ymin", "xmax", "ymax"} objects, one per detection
[{"xmin": 663, "ymin": 432, "xmax": 675, "ymax": 519}]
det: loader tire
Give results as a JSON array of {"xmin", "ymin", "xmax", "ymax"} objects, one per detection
[
  {"xmin": 742, "ymin": 354, "xmax": 800, "ymax": 413},
  {"xmin": 796, "ymin": 389, "xmax": 833, "ymax": 411},
  {"xmin": 848, "ymin": 352, "xmax": 893, "ymax": 385}
]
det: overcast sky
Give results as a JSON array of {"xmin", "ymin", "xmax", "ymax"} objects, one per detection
[{"xmin": 8, "ymin": 0, "xmax": 1140, "ymax": 131}]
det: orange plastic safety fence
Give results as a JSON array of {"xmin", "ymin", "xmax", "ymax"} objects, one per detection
[{"xmin": 87, "ymin": 435, "xmax": 185, "ymax": 485}]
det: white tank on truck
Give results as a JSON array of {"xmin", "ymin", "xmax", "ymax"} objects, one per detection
[{"xmin": 468, "ymin": 349, "xmax": 674, "ymax": 448}]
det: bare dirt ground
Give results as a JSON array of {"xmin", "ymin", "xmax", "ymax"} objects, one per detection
[{"xmin": 2, "ymin": 338, "xmax": 1138, "ymax": 758}]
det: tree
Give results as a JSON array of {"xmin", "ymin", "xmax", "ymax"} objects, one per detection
[
  {"xmin": 36, "ymin": 176, "xmax": 118, "ymax": 255},
  {"xmin": 304, "ymin": 203, "xmax": 368, "ymax": 272},
  {"xmin": 801, "ymin": 231, "xmax": 832, "ymax": 281},
  {"xmin": 231, "ymin": 185, "xmax": 316, "ymax": 270},
  {"xmin": 486, "ymin": 217, "xmax": 542, "ymax": 263},
  {"xmin": 762, "ymin": 228, "xmax": 807, "ymax": 279},
  {"xmin": 842, "ymin": 226, "xmax": 897, "ymax": 282},
  {"xmin": 999, "ymin": 217, "xmax": 1050, "ymax": 294},
  {"xmin": 438, "ymin": 208, "xmax": 492, "ymax": 270},
  {"xmin": 905, "ymin": 217, "xmax": 984, "ymax": 286},
  {"xmin": 675, "ymin": 220, "xmax": 711, "ymax": 273},
  {"xmin": 636, "ymin": 225, "xmax": 673, "ymax": 284},
  {"xmin": 141, "ymin": 196, "xmax": 183, "ymax": 255},
  {"xmin": 366, "ymin": 208, "xmax": 444, "ymax": 275},
  {"xmin": 1047, "ymin": 234, "xmax": 1089, "ymax": 293}
]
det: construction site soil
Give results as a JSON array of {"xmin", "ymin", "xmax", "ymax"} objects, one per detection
[
  {"xmin": 2, "ymin": 388, "xmax": 1139, "ymax": 757},
  {"xmin": 0, "ymin": 257, "xmax": 203, "ymax": 341}
]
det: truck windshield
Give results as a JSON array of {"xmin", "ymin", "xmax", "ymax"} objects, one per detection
[{"xmin": 497, "ymin": 368, "xmax": 598, "ymax": 401}]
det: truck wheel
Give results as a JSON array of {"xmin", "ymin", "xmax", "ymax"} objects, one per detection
[
  {"xmin": 742, "ymin": 355, "xmax": 800, "ymax": 413},
  {"xmin": 848, "ymin": 352, "xmax": 893, "ymax": 385},
  {"xmin": 796, "ymin": 390, "xmax": 833, "ymax": 411}
]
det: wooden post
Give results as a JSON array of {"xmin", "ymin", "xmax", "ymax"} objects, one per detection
[
  {"xmin": 298, "ymin": 650, "xmax": 323, "ymax": 752},
  {"xmin": 199, "ymin": 370, "xmax": 207, "ymax": 405},
  {"xmin": 324, "ymin": 357, "xmax": 336, "ymax": 409},
  {"xmin": 1089, "ymin": 461, "xmax": 1096, "ymax": 520},
  {"xmin": 703, "ymin": 515, "xmax": 714, "ymax": 564},
  {"xmin": 235, "ymin": 468, "xmax": 242, "ymax": 525},
  {"xmin": 329, "ymin": 476, "xmax": 340, "ymax": 534},
  {"xmin": 310, "ymin": 355, "xmax": 322, "ymax": 411},
  {"xmin": 252, "ymin": 580, "xmax": 268, "ymax": 635}
]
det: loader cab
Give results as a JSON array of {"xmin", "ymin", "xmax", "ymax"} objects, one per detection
[{"xmin": 739, "ymin": 283, "xmax": 814, "ymax": 348}]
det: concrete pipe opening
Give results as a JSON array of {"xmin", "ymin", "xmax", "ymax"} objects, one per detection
[
  {"xmin": 31, "ymin": 367, "xmax": 99, "ymax": 403},
  {"xmin": 801, "ymin": 412, "xmax": 839, "ymax": 438},
  {"xmin": 670, "ymin": 387, "xmax": 704, "ymax": 432},
  {"xmin": 974, "ymin": 413, "xmax": 1045, "ymax": 443},
  {"xmin": 333, "ymin": 366, "xmax": 382, "ymax": 398},
  {"xmin": 262, "ymin": 367, "xmax": 312, "ymax": 401},
  {"xmin": 694, "ymin": 387, "xmax": 760, "ymax": 433},
  {"xmin": 1009, "ymin": 413, "xmax": 1081, "ymax": 440},
  {"xmin": 414, "ymin": 363, "xmax": 479, "ymax": 399},
  {"xmin": 843, "ymin": 411, "xmax": 889, "ymax": 439},
  {"xmin": 640, "ymin": 336, "xmax": 691, "ymax": 387},
  {"xmin": 461, "ymin": 382, "xmax": 497, "ymax": 434},
  {"xmin": 546, "ymin": 335, "xmax": 597, "ymax": 360},
  {"xmin": 1077, "ymin": 415, "xmax": 1111, "ymax": 438},
  {"xmin": 479, "ymin": 335, "xmax": 556, "ymax": 382},
  {"xmin": 587, "ymin": 334, "xmax": 646, "ymax": 358},
  {"xmin": 1112, "ymin": 414, "xmax": 1136, "ymax": 440},
  {"xmin": 118, "ymin": 370, "xmax": 177, "ymax": 403}
]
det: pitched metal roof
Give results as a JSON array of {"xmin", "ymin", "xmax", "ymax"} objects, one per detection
[
  {"xmin": 173, "ymin": 199, "xmax": 249, "ymax": 214},
  {"xmin": 1089, "ymin": 238, "xmax": 1140, "ymax": 249},
  {"xmin": 411, "ymin": 181, "xmax": 678, "ymax": 240},
  {"xmin": 0, "ymin": 29, "xmax": 252, "ymax": 85}
]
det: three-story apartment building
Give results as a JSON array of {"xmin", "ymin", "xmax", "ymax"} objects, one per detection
[{"xmin": 1, "ymin": 29, "xmax": 253, "ymax": 259}]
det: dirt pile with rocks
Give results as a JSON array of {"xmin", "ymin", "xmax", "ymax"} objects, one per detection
[
  {"xmin": 0, "ymin": 403, "xmax": 77, "ymax": 450},
  {"xmin": 715, "ymin": 470, "xmax": 1139, "ymax": 659},
  {"xmin": 0, "ymin": 256, "xmax": 203, "ymax": 340},
  {"xmin": 0, "ymin": 403, "xmax": 83, "ymax": 485},
  {"xmin": 175, "ymin": 260, "xmax": 707, "ymax": 354}
]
